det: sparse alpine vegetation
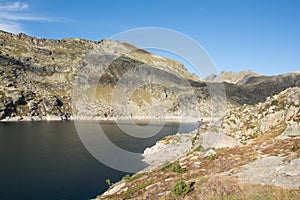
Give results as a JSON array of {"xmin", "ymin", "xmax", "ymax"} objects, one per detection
[
  {"xmin": 98, "ymin": 87, "xmax": 300, "ymax": 199},
  {"xmin": 222, "ymin": 87, "xmax": 300, "ymax": 142}
]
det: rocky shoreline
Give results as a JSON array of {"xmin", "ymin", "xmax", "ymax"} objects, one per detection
[
  {"xmin": 0, "ymin": 115, "xmax": 203, "ymax": 123},
  {"xmin": 97, "ymin": 87, "xmax": 300, "ymax": 199}
]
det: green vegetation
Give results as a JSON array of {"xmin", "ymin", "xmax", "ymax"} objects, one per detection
[
  {"xmin": 122, "ymin": 174, "xmax": 131, "ymax": 181},
  {"xmin": 171, "ymin": 180, "xmax": 191, "ymax": 196},
  {"xmin": 171, "ymin": 161, "xmax": 186, "ymax": 173},
  {"xmin": 291, "ymin": 145, "xmax": 300, "ymax": 151},
  {"xmin": 271, "ymin": 100, "xmax": 279, "ymax": 106},
  {"xmin": 122, "ymin": 173, "xmax": 144, "ymax": 182},
  {"xmin": 194, "ymin": 145, "xmax": 205, "ymax": 152},
  {"xmin": 123, "ymin": 178, "xmax": 154, "ymax": 199},
  {"xmin": 105, "ymin": 179, "xmax": 111, "ymax": 186},
  {"xmin": 208, "ymin": 154, "xmax": 217, "ymax": 161},
  {"xmin": 129, "ymin": 173, "xmax": 144, "ymax": 182},
  {"xmin": 160, "ymin": 160, "xmax": 172, "ymax": 171},
  {"xmin": 250, "ymin": 132, "xmax": 259, "ymax": 139},
  {"xmin": 160, "ymin": 160, "xmax": 186, "ymax": 173}
]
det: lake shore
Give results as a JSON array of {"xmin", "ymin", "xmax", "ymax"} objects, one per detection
[{"xmin": 0, "ymin": 115, "xmax": 205, "ymax": 124}]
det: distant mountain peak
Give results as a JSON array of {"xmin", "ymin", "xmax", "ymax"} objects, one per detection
[{"xmin": 205, "ymin": 70, "xmax": 260, "ymax": 83}]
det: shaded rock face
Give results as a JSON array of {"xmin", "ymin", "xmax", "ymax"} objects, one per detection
[
  {"xmin": 0, "ymin": 30, "xmax": 299, "ymax": 121},
  {"xmin": 223, "ymin": 72, "xmax": 300, "ymax": 105}
]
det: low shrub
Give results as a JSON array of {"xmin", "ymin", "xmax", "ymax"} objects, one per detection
[
  {"xmin": 171, "ymin": 180, "xmax": 190, "ymax": 196},
  {"xmin": 122, "ymin": 174, "xmax": 131, "ymax": 181},
  {"xmin": 208, "ymin": 154, "xmax": 216, "ymax": 161},
  {"xmin": 171, "ymin": 161, "xmax": 186, "ymax": 173},
  {"xmin": 160, "ymin": 161, "xmax": 171, "ymax": 171}
]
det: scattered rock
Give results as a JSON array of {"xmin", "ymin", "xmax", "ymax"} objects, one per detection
[
  {"xmin": 102, "ymin": 182, "xmax": 126, "ymax": 196},
  {"xmin": 142, "ymin": 133, "xmax": 194, "ymax": 167},
  {"xmin": 203, "ymin": 149, "xmax": 217, "ymax": 158},
  {"xmin": 277, "ymin": 122, "xmax": 300, "ymax": 139},
  {"xmin": 200, "ymin": 131, "xmax": 241, "ymax": 149},
  {"xmin": 226, "ymin": 156, "xmax": 300, "ymax": 188}
]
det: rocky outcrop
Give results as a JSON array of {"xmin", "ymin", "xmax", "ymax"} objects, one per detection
[
  {"xmin": 98, "ymin": 134, "xmax": 300, "ymax": 199},
  {"xmin": 142, "ymin": 128, "xmax": 242, "ymax": 168},
  {"xmin": 95, "ymin": 68, "xmax": 300, "ymax": 199},
  {"xmin": 222, "ymin": 87, "xmax": 300, "ymax": 142},
  {"xmin": 277, "ymin": 122, "xmax": 300, "ymax": 139},
  {"xmin": 142, "ymin": 132, "xmax": 195, "ymax": 168},
  {"xmin": 223, "ymin": 156, "xmax": 300, "ymax": 188}
]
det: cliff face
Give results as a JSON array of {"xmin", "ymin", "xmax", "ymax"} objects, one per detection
[{"xmin": 0, "ymin": 30, "xmax": 299, "ymax": 121}]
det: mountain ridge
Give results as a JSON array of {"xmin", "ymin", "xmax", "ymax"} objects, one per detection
[{"xmin": 0, "ymin": 30, "xmax": 299, "ymax": 121}]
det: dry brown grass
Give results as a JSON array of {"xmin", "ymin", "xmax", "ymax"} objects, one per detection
[
  {"xmin": 190, "ymin": 176, "xmax": 300, "ymax": 200},
  {"xmin": 99, "ymin": 137, "xmax": 300, "ymax": 200},
  {"xmin": 262, "ymin": 138, "xmax": 300, "ymax": 156}
]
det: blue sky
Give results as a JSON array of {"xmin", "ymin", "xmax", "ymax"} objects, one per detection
[{"xmin": 0, "ymin": 0, "xmax": 299, "ymax": 76}]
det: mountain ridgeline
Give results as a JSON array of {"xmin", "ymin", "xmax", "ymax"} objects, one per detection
[{"xmin": 0, "ymin": 30, "xmax": 299, "ymax": 121}]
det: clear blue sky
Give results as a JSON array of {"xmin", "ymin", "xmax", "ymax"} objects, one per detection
[{"xmin": 0, "ymin": 0, "xmax": 299, "ymax": 76}]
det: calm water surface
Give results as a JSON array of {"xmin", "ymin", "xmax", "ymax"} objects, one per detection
[{"xmin": 0, "ymin": 121, "xmax": 197, "ymax": 200}]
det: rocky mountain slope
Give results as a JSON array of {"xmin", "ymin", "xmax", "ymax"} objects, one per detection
[
  {"xmin": 205, "ymin": 70, "xmax": 260, "ymax": 83},
  {"xmin": 222, "ymin": 87, "xmax": 300, "ymax": 142},
  {"xmin": 98, "ymin": 87, "xmax": 300, "ymax": 200},
  {"xmin": 1, "ymin": 30, "xmax": 300, "ymax": 121},
  {"xmin": 0, "ymin": 30, "xmax": 201, "ymax": 120}
]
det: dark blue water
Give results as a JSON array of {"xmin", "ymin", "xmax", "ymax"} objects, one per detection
[{"xmin": 0, "ymin": 121, "xmax": 196, "ymax": 200}]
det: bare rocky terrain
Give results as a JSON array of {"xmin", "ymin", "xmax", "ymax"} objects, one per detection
[
  {"xmin": 98, "ymin": 87, "xmax": 300, "ymax": 200},
  {"xmin": 205, "ymin": 70, "xmax": 260, "ymax": 83}
]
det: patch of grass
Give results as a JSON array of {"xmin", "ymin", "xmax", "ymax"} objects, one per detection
[
  {"xmin": 171, "ymin": 180, "xmax": 191, "ymax": 196},
  {"xmin": 123, "ymin": 178, "xmax": 154, "ymax": 199},
  {"xmin": 195, "ymin": 176, "xmax": 300, "ymax": 200},
  {"xmin": 129, "ymin": 173, "xmax": 144, "ymax": 182},
  {"xmin": 208, "ymin": 154, "xmax": 216, "ymax": 161},
  {"xmin": 249, "ymin": 131, "xmax": 259, "ymax": 139},
  {"xmin": 122, "ymin": 174, "xmax": 131, "ymax": 181},
  {"xmin": 245, "ymin": 192, "xmax": 277, "ymax": 200},
  {"xmin": 160, "ymin": 161, "xmax": 172, "ymax": 171},
  {"xmin": 171, "ymin": 161, "xmax": 186, "ymax": 174},
  {"xmin": 160, "ymin": 160, "xmax": 186, "ymax": 173},
  {"xmin": 249, "ymin": 125, "xmax": 256, "ymax": 129},
  {"xmin": 271, "ymin": 100, "xmax": 279, "ymax": 106},
  {"xmin": 291, "ymin": 145, "xmax": 300, "ymax": 151},
  {"xmin": 194, "ymin": 145, "xmax": 205, "ymax": 152}
]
